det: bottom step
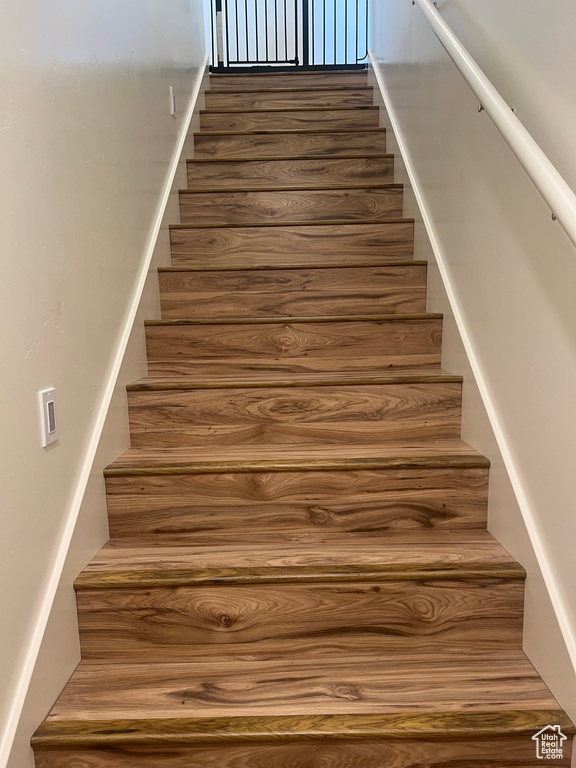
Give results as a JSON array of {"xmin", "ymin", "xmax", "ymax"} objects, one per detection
[{"xmin": 33, "ymin": 652, "xmax": 574, "ymax": 767}]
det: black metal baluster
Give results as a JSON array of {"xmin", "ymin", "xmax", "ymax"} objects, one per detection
[
  {"xmin": 224, "ymin": 0, "xmax": 230, "ymax": 67},
  {"xmin": 254, "ymin": 0, "xmax": 260, "ymax": 62},
  {"xmin": 274, "ymin": 0, "xmax": 279, "ymax": 62},
  {"xmin": 294, "ymin": 0, "xmax": 299, "ymax": 65},
  {"xmin": 302, "ymin": 0, "xmax": 310, "ymax": 66},
  {"xmin": 284, "ymin": 0, "xmax": 288, "ymax": 62}
]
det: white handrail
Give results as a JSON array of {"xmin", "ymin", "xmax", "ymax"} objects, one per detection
[{"xmin": 412, "ymin": 0, "xmax": 576, "ymax": 250}]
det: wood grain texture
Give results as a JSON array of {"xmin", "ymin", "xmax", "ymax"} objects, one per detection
[
  {"xmin": 44, "ymin": 653, "xmax": 559, "ymax": 719},
  {"xmin": 199, "ymin": 107, "xmax": 380, "ymax": 132},
  {"xmin": 178, "ymin": 187, "xmax": 403, "ymax": 225},
  {"xmin": 127, "ymin": 382, "xmax": 461, "ymax": 447},
  {"xmin": 170, "ymin": 221, "xmax": 414, "ymax": 268},
  {"xmin": 193, "ymin": 130, "xmax": 386, "ymax": 159},
  {"xmin": 33, "ymin": 708, "xmax": 576, "ymax": 745},
  {"xmin": 106, "ymin": 466, "xmax": 489, "ymax": 538},
  {"xmin": 75, "ymin": 577, "xmax": 524, "ymax": 661},
  {"xmin": 159, "ymin": 265, "xmax": 425, "ymax": 319},
  {"xmin": 127, "ymin": 368, "xmax": 462, "ymax": 390},
  {"xmin": 204, "ymin": 88, "xmax": 374, "ymax": 111},
  {"xmin": 208, "ymin": 72, "xmax": 369, "ymax": 90},
  {"xmin": 80, "ymin": 533, "xmax": 518, "ymax": 573},
  {"xmin": 186, "ymin": 156, "xmax": 393, "ymax": 190},
  {"xmin": 32, "ymin": 734, "xmax": 574, "ymax": 768},
  {"xmin": 145, "ymin": 315, "xmax": 442, "ymax": 375}
]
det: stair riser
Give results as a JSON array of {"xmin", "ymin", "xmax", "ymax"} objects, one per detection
[
  {"xmin": 106, "ymin": 467, "xmax": 489, "ymax": 538},
  {"xmin": 209, "ymin": 72, "xmax": 369, "ymax": 90},
  {"xmin": 145, "ymin": 318, "xmax": 442, "ymax": 376},
  {"xmin": 159, "ymin": 265, "xmax": 425, "ymax": 319},
  {"xmin": 187, "ymin": 156, "xmax": 393, "ymax": 191},
  {"xmin": 33, "ymin": 737, "xmax": 574, "ymax": 768},
  {"xmin": 200, "ymin": 107, "xmax": 380, "ymax": 132},
  {"xmin": 77, "ymin": 579, "xmax": 524, "ymax": 661},
  {"xmin": 205, "ymin": 89, "xmax": 374, "ymax": 111},
  {"xmin": 179, "ymin": 187, "xmax": 402, "ymax": 226},
  {"xmin": 128, "ymin": 383, "xmax": 462, "ymax": 448},
  {"xmin": 193, "ymin": 131, "xmax": 386, "ymax": 159},
  {"xmin": 170, "ymin": 222, "xmax": 414, "ymax": 269}
]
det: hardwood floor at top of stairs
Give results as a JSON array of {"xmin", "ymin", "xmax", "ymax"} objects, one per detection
[{"xmin": 32, "ymin": 68, "xmax": 574, "ymax": 768}]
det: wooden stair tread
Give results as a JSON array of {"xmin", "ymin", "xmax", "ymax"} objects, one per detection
[
  {"xmin": 40, "ymin": 652, "xmax": 561, "ymax": 723},
  {"xmin": 195, "ymin": 128, "xmax": 386, "ymax": 136},
  {"xmin": 201, "ymin": 106, "xmax": 380, "ymax": 113},
  {"xmin": 145, "ymin": 312, "xmax": 440, "ymax": 326},
  {"xmin": 76, "ymin": 531, "xmax": 521, "ymax": 589},
  {"xmin": 33, "ymin": 707, "xmax": 575, "ymax": 747},
  {"xmin": 187, "ymin": 153, "xmax": 392, "ymax": 163},
  {"xmin": 95, "ymin": 530, "xmax": 497, "ymax": 547},
  {"xmin": 159, "ymin": 260, "xmax": 425, "ymax": 272},
  {"xmin": 105, "ymin": 439, "xmax": 488, "ymax": 476},
  {"xmin": 170, "ymin": 217, "xmax": 413, "ymax": 229},
  {"xmin": 205, "ymin": 86, "xmax": 374, "ymax": 94},
  {"xmin": 206, "ymin": 85, "xmax": 374, "ymax": 96},
  {"xmin": 179, "ymin": 183, "xmax": 401, "ymax": 193},
  {"xmin": 127, "ymin": 369, "xmax": 461, "ymax": 391}
]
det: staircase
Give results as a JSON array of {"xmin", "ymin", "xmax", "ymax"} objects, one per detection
[{"xmin": 33, "ymin": 69, "xmax": 574, "ymax": 767}]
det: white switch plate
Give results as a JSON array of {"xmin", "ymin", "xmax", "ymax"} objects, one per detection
[
  {"xmin": 39, "ymin": 388, "xmax": 59, "ymax": 447},
  {"xmin": 169, "ymin": 86, "xmax": 176, "ymax": 117}
]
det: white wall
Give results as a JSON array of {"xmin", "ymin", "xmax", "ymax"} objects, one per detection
[
  {"xmin": 370, "ymin": 0, "xmax": 576, "ymax": 718},
  {"xmin": 0, "ymin": 1, "xmax": 207, "ymax": 764}
]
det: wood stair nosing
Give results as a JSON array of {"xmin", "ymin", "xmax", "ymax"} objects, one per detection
[
  {"xmin": 32, "ymin": 708, "xmax": 576, "ymax": 747},
  {"xmin": 104, "ymin": 437, "xmax": 490, "ymax": 476},
  {"xmin": 205, "ymin": 86, "xmax": 375, "ymax": 95},
  {"xmin": 144, "ymin": 312, "xmax": 442, "ymax": 326},
  {"xmin": 199, "ymin": 105, "xmax": 381, "ymax": 114},
  {"xmin": 104, "ymin": 457, "xmax": 490, "ymax": 477},
  {"xmin": 158, "ymin": 259, "xmax": 427, "ymax": 272},
  {"xmin": 74, "ymin": 562, "xmax": 526, "ymax": 590},
  {"xmin": 194, "ymin": 127, "xmax": 387, "ymax": 136},
  {"xmin": 178, "ymin": 182, "xmax": 402, "ymax": 193},
  {"xmin": 127, "ymin": 370, "xmax": 461, "ymax": 391},
  {"xmin": 169, "ymin": 216, "xmax": 414, "ymax": 229},
  {"xmin": 187, "ymin": 153, "xmax": 393, "ymax": 164}
]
